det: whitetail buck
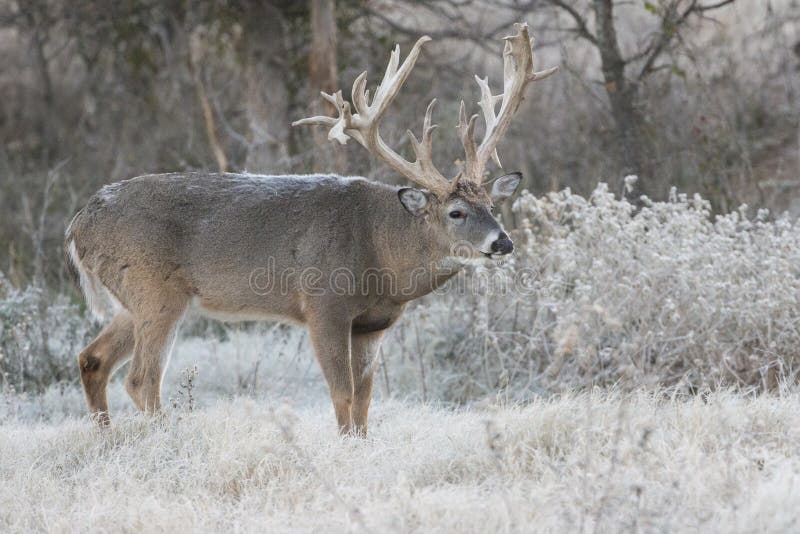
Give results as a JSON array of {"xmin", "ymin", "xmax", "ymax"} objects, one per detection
[{"xmin": 66, "ymin": 23, "xmax": 556, "ymax": 435}]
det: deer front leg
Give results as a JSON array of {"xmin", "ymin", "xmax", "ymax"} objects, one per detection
[
  {"xmin": 125, "ymin": 304, "xmax": 185, "ymax": 414},
  {"xmin": 351, "ymin": 330, "xmax": 385, "ymax": 437},
  {"xmin": 307, "ymin": 312, "xmax": 354, "ymax": 435}
]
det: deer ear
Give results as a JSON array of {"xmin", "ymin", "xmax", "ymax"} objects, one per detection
[
  {"xmin": 490, "ymin": 172, "xmax": 522, "ymax": 202},
  {"xmin": 398, "ymin": 188, "xmax": 430, "ymax": 216}
]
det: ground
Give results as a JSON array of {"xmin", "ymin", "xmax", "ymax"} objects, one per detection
[{"xmin": 2, "ymin": 389, "xmax": 799, "ymax": 533}]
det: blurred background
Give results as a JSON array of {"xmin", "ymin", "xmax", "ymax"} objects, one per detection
[
  {"xmin": 1, "ymin": 1, "xmax": 799, "ymax": 405},
  {"xmin": 0, "ymin": 0, "xmax": 798, "ymax": 290}
]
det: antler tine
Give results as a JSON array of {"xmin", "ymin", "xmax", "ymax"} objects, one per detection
[
  {"xmin": 321, "ymin": 91, "xmax": 338, "ymax": 108},
  {"xmin": 369, "ymin": 40, "xmax": 420, "ymax": 119},
  {"xmin": 292, "ymin": 91, "xmax": 339, "ymax": 127},
  {"xmin": 406, "ymin": 99, "xmax": 441, "ymax": 177},
  {"xmin": 351, "ymin": 71, "xmax": 369, "ymax": 115},
  {"xmin": 457, "ymin": 100, "xmax": 479, "ymax": 180},
  {"xmin": 292, "ymin": 91, "xmax": 352, "ymax": 145},
  {"xmin": 475, "ymin": 76, "xmax": 503, "ymax": 168},
  {"xmin": 462, "ymin": 22, "xmax": 558, "ymax": 185},
  {"xmin": 422, "ymin": 98, "xmax": 438, "ymax": 142}
]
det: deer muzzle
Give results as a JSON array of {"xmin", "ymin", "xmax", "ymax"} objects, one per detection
[{"xmin": 490, "ymin": 232, "xmax": 514, "ymax": 256}]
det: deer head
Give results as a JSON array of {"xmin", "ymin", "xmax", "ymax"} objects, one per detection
[{"xmin": 294, "ymin": 23, "xmax": 557, "ymax": 259}]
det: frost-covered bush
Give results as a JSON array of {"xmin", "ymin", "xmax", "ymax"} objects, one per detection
[
  {"xmin": 0, "ymin": 273, "xmax": 95, "ymax": 393},
  {"xmin": 389, "ymin": 184, "xmax": 800, "ymax": 401}
]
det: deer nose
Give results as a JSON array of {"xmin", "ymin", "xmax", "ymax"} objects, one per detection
[{"xmin": 490, "ymin": 232, "xmax": 513, "ymax": 255}]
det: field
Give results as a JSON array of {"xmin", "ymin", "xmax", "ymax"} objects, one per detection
[{"xmin": 3, "ymin": 384, "xmax": 800, "ymax": 533}]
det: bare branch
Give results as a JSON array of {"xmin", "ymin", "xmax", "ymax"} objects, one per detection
[
  {"xmin": 546, "ymin": 0, "xmax": 599, "ymax": 45},
  {"xmin": 637, "ymin": 0, "xmax": 738, "ymax": 80},
  {"xmin": 695, "ymin": 0, "xmax": 737, "ymax": 12}
]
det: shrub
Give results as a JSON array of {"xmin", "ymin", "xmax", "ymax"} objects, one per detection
[
  {"xmin": 0, "ymin": 273, "xmax": 95, "ymax": 393},
  {"xmin": 387, "ymin": 185, "xmax": 800, "ymax": 400}
]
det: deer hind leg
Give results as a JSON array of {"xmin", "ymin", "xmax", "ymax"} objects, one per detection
[
  {"xmin": 307, "ymin": 312, "xmax": 354, "ymax": 435},
  {"xmin": 125, "ymin": 303, "xmax": 186, "ymax": 414},
  {"xmin": 350, "ymin": 330, "xmax": 385, "ymax": 437},
  {"xmin": 78, "ymin": 312, "xmax": 135, "ymax": 426}
]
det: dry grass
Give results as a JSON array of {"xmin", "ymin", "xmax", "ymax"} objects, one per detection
[{"xmin": 2, "ymin": 390, "xmax": 800, "ymax": 533}]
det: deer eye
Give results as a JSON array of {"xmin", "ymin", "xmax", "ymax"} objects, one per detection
[{"xmin": 449, "ymin": 210, "xmax": 465, "ymax": 219}]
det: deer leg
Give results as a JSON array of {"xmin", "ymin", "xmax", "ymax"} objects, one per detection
[
  {"xmin": 307, "ymin": 313, "xmax": 354, "ymax": 435},
  {"xmin": 78, "ymin": 312, "xmax": 135, "ymax": 426},
  {"xmin": 125, "ymin": 305, "xmax": 185, "ymax": 414},
  {"xmin": 350, "ymin": 330, "xmax": 385, "ymax": 437}
]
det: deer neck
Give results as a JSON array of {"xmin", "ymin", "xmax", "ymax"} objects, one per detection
[{"xmin": 372, "ymin": 194, "xmax": 464, "ymax": 302}]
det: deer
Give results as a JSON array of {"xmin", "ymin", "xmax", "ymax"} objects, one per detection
[{"xmin": 65, "ymin": 23, "xmax": 557, "ymax": 435}]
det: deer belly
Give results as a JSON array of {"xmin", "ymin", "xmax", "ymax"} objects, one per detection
[
  {"xmin": 352, "ymin": 304, "xmax": 405, "ymax": 334},
  {"xmin": 188, "ymin": 296, "xmax": 304, "ymax": 325}
]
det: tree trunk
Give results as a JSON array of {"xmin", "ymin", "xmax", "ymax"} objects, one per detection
[
  {"xmin": 241, "ymin": 8, "xmax": 291, "ymax": 173},
  {"xmin": 22, "ymin": 7, "xmax": 56, "ymax": 166},
  {"xmin": 190, "ymin": 59, "xmax": 228, "ymax": 173},
  {"xmin": 309, "ymin": 0, "xmax": 343, "ymax": 173},
  {"xmin": 593, "ymin": 0, "xmax": 646, "ymax": 201}
]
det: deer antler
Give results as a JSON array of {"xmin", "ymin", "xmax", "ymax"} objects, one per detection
[
  {"xmin": 294, "ymin": 23, "xmax": 557, "ymax": 195},
  {"xmin": 293, "ymin": 36, "xmax": 451, "ymax": 195},
  {"xmin": 458, "ymin": 22, "xmax": 558, "ymax": 185}
]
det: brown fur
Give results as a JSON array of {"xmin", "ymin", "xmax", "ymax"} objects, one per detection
[{"xmin": 67, "ymin": 172, "xmax": 513, "ymax": 435}]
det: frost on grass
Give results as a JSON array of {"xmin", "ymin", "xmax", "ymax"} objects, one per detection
[{"xmin": 2, "ymin": 392, "xmax": 800, "ymax": 533}]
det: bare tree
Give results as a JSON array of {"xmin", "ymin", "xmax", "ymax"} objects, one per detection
[
  {"xmin": 538, "ymin": 0, "xmax": 738, "ymax": 199},
  {"xmin": 308, "ymin": 0, "xmax": 344, "ymax": 172}
]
